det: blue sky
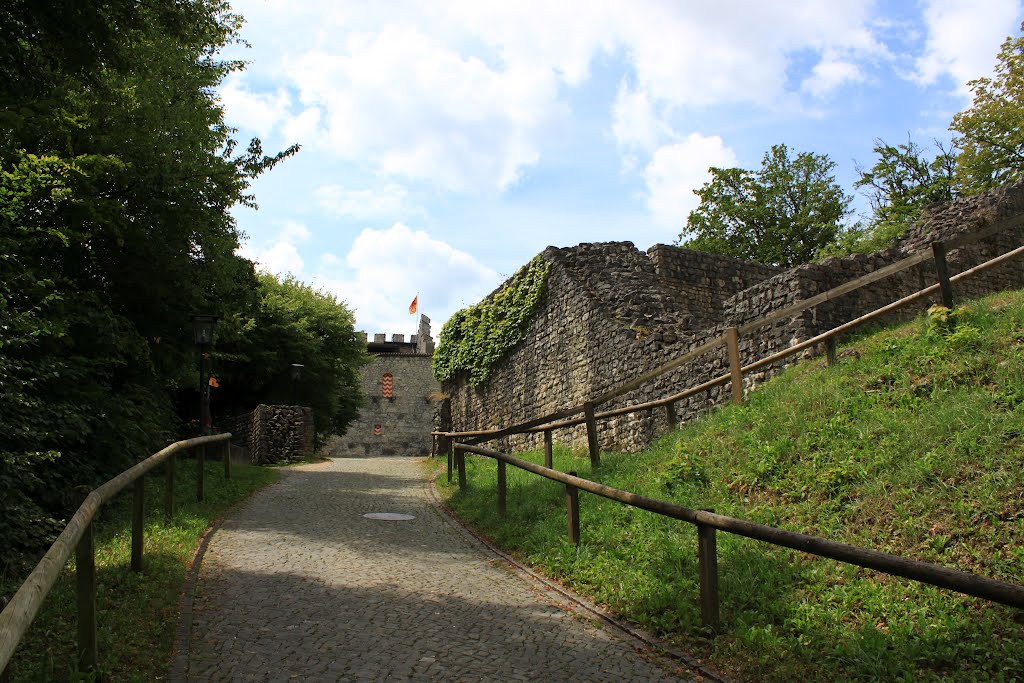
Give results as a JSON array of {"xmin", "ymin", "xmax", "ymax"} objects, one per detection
[{"xmin": 219, "ymin": 0, "xmax": 1024, "ymax": 338}]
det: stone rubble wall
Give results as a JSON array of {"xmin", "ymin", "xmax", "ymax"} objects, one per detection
[
  {"xmin": 222, "ymin": 405, "xmax": 315, "ymax": 465},
  {"xmin": 441, "ymin": 181, "xmax": 1024, "ymax": 454},
  {"xmin": 648, "ymin": 245, "xmax": 782, "ymax": 328}
]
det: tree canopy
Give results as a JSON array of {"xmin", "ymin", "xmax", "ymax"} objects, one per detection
[
  {"xmin": 0, "ymin": 1, "xmax": 363, "ymax": 574},
  {"xmin": 216, "ymin": 274, "xmax": 368, "ymax": 436},
  {"xmin": 951, "ymin": 22, "xmax": 1024, "ymax": 194},
  {"xmin": 821, "ymin": 138, "xmax": 960, "ymax": 256},
  {"xmin": 679, "ymin": 144, "xmax": 851, "ymax": 267}
]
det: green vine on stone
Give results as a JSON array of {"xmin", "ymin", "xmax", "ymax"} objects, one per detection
[{"xmin": 433, "ymin": 255, "xmax": 551, "ymax": 385}]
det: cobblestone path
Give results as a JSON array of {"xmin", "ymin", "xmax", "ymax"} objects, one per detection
[{"xmin": 181, "ymin": 456, "xmax": 691, "ymax": 682}]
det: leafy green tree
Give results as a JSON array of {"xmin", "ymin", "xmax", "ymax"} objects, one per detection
[
  {"xmin": 679, "ymin": 144, "xmax": 851, "ymax": 267},
  {"xmin": 215, "ymin": 273, "xmax": 368, "ymax": 438},
  {"xmin": 824, "ymin": 138, "xmax": 959, "ymax": 256},
  {"xmin": 0, "ymin": 1, "xmax": 298, "ymax": 573},
  {"xmin": 950, "ymin": 22, "xmax": 1024, "ymax": 194}
]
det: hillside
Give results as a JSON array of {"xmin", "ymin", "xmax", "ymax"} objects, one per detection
[{"xmin": 437, "ymin": 288, "xmax": 1024, "ymax": 682}]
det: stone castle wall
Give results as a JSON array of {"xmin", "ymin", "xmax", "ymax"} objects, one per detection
[
  {"xmin": 440, "ymin": 182, "xmax": 1024, "ymax": 454},
  {"xmin": 648, "ymin": 246, "xmax": 782, "ymax": 327},
  {"xmin": 333, "ymin": 353, "xmax": 441, "ymax": 457}
]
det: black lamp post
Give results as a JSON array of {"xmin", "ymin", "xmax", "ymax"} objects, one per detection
[
  {"xmin": 290, "ymin": 363, "xmax": 304, "ymax": 406},
  {"xmin": 191, "ymin": 315, "xmax": 219, "ymax": 435}
]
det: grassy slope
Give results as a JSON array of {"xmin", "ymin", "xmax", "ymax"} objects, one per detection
[
  {"xmin": 438, "ymin": 289, "xmax": 1024, "ymax": 682},
  {"xmin": 1, "ymin": 460, "xmax": 279, "ymax": 682}
]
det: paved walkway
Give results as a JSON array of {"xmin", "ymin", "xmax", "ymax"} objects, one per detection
[{"xmin": 180, "ymin": 456, "xmax": 691, "ymax": 682}]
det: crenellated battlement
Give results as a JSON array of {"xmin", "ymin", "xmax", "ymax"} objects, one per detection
[{"xmin": 358, "ymin": 314, "xmax": 435, "ymax": 356}]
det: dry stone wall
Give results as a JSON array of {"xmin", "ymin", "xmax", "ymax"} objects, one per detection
[
  {"xmin": 441, "ymin": 181, "xmax": 1024, "ymax": 454},
  {"xmin": 223, "ymin": 405, "xmax": 315, "ymax": 465},
  {"xmin": 649, "ymin": 246, "xmax": 781, "ymax": 327}
]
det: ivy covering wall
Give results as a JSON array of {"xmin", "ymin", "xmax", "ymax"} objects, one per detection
[{"xmin": 433, "ymin": 255, "xmax": 551, "ymax": 385}]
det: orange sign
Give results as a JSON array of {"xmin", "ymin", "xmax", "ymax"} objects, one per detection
[{"xmin": 373, "ymin": 424, "xmax": 382, "ymax": 436}]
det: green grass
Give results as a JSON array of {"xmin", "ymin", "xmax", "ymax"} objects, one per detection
[
  {"xmin": 437, "ymin": 290, "xmax": 1024, "ymax": 683},
  {"xmin": 0, "ymin": 458, "xmax": 279, "ymax": 682}
]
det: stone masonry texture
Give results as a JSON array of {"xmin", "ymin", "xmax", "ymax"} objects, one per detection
[
  {"xmin": 222, "ymin": 405, "xmax": 315, "ymax": 465},
  {"xmin": 439, "ymin": 181, "xmax": 1024, "ymax": 454},
  {"xmin": 184, "ymin": 457, "xmax": 688, "ymax": 682},
  {"xmin": 333, "ymin": 316, "xmax": 442, "ymax": 457}
]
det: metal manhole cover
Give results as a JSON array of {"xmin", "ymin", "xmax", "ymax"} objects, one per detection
[{"xmin": 363, "ymin": 512, "xmax": 416, "ymax": 521}]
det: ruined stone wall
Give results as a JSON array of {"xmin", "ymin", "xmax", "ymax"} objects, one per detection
[
  {"xmin": 648, "ymin": 245, "xmax": 782, "ymax": 327},
  {"xmin": 441, "ymin": 182, "xmax": 1024, "ymax": 455},
  {"xmin": 334, "ymin": 354, "xmax": 440, "ymax": 456}
]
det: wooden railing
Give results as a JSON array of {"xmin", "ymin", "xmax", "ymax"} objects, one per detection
[
  {"xmin": 432, "ymin": 218, "xmax": 1024, "ymax": 627},
  {"xmin": 454, "ymin": 443, "xmax": 1024, "ymax": 629},
  {"xmin": 0, "ymin": 433, "xmax": 233, "ymax": 677}
]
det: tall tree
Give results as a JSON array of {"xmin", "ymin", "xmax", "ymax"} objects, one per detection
[
  {"xmin": 0, "ymin": 1, "xmax": 298, "ymax": 572},
  {"xmin": 839, "ymin": 137, "xmax": 958, "ymax": 253},
  {"xmin": 950, "ymin": 22, "xmax": 1024, "ymax": 194},
  {"xmin": 679, "ymin": 144, "xmax": 851, "ymax": 267},
  {"xmin": 214, "ymin": 273, "xmax": 368, "ymax": 438}
]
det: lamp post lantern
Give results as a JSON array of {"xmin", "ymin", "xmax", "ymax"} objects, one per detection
[
  {"xmin": 191, "ymin": 315, "xmax": 219, "ymax": 434},
  {"xmin": 290, "ymin": 363, "xmax": 304, "ymax": 405}
]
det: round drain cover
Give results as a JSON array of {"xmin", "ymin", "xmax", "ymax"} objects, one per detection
[{"xmin": 363, "ymin": 512, "xmax": 416, "ymax": 521}]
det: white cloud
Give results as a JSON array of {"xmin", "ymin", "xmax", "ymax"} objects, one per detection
[
  {"xmin": 218, "ymin": 76, "xmax": 292, "ymax": 138},
  {"xmin": 281, "ymin": 220, "xmax": 312, "ymax": 243},
  {"xmin": 285, "ymin": 26, "xmax": 559, "ymax": 191},
  {"xmin": 643, "ymin": 134, "xmax": 738, "ymax": 230},
  {"xmin": 802, "ymin": 58, "xmax": 865, "ymax": 97},
  {"xmin": 238, "ymin": 221, "xmax": 312, "ymax": 275},
  {"xmin": 314, "ymin": 184, "xmax": 413, "ymax": 220},
  {"xmin": 314, "ymin": 223, "xmax": 499, "ymax": 334},
  {"xmin": 224, "ymin": 0, "xmax": 888, "ymax": 194},
  {"xmin": 282, "ymin": 107, "xmax": 322, "ymax": 145},
  {"xmin": 612, "ymin": 80, "xmax": 673, "ymax": 154},
  {"xmin": 913, "ymin": 0, "xmax": 1022, "ymax": 95},
  {"xmin": 238, "ymin": 239, "xmax": 304, "ymax": 276}
]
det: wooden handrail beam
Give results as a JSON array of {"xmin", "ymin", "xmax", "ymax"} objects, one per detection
[
  {"xmin": 455, "ymin": 443, "xmax": 1024, "ymax": 609},
  {"xmin": 0, "ymin": 433, "xmax": 232, "ymax": 674}
]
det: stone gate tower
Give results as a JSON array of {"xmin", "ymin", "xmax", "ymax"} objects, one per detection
[{"xmin": 334, "ymin": 315, "xmax": 441, "ymax": 456}]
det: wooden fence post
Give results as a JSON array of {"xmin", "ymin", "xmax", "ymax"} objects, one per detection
[
  {"xmin": 544, "ymin": 430, "xmax": 553, "ymax": 469},
  {"xmin": 665, "ymin": 401, "xmax": 678, "ymax": 428},
  {"xmin": 164, "ymin": 454, "xmax": 176, "ymax": 522},
  {"xmin": 565, "ymin": 471, "xmax": 580, "ymax": 545},
  {"xmin": 0, "ymin": 597, "xmax": 9, "ymax": 683},
  {"xmin": 196, "ymin": 444, "xmax": 206, "ymax": 503},
  {"xmin": 497, "ymin": 460, "xmax": 507, "ymax": 516},
  {"xmin": 223, "ymin": 439, "xmax": 232, "ymax": 480},
  {"xmin": 583, "ymin": 402, "xmax": 600, "ymax": 468},
  {"xmin": 697, "ymin": 512, "xmax": 720, "ymax": 631},
  {"xmin": 725, "ymin": 327, "xmax": 743, "ymax": 405},
  {"xmin": 932, "ymin": 241, "xmax": 955, "ymax": 309},
  {"xmin": 824, "ymin": 336, "xmax": 837, "ymax": 367},
  {"xmin": 447, "ymin": 441, "xmax": 453, "ymax": 484},
  {"xmin": 457, "ymin": 445, "xmax": 467, "ymax": 490},
  {"xmin": 75, "ymin": 490, "xmax": 98, "ymax": 673},
  {"xmin": 131, "ymin": 477, "xmax": 145, "ymax": 573}
]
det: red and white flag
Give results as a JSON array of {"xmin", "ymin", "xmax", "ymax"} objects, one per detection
[{"xmin": 409, "ymin": 294, "xmax": 418, "ymax": 314}]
